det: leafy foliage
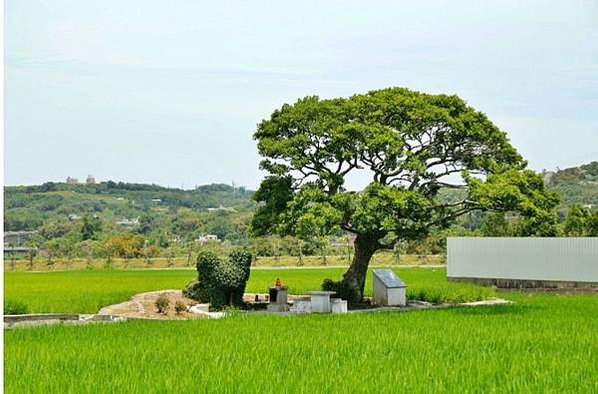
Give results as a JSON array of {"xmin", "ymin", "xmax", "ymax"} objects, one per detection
[
  {"xmin": 184, "ymin": 249, "xmax": 252, "ymax": 310},
  {"xmin": 4, "ymin": 299, "xmax": 29, "ymax": 315},
  {"xmin": 563, "ymin": 204, "xmax": 598, "ymax": 236},
  {"xmin": 174, "ymin": 300, "xmax": 187, "ymax": 315},
  {"xmin": 155, "ymin": 293, "xmax": 170, "ymax": 315},
  {"xmin": 252, "ymin": 87, "xmax": 560, "ymax": 301}
]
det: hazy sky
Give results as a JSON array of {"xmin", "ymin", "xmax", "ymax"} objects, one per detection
[{"xmin": 5, "ymin": 0, "xmax": 598, "ymax": 189}]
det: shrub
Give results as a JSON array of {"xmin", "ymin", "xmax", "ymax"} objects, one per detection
[
  {"xmin": 4, "ymin": 299, "xmax": 29, "ymax": 315},
  {"xmin": 174, "ymin": 300, "xmax": 187, "ymax": 315},
  {"xmin": 321, "ymin": 278, "xmax": 360, "ymax": 304},
  {"xmin": 184, "ymin": 249, "xmax": 252, "ymax": 310},
  {"xmin": 183, "ymin": 279, "xmax": 200, "ymax": 299},
  {"xmin": 155, "ymin": 293, "xmax": 170, "ymax": 315}
]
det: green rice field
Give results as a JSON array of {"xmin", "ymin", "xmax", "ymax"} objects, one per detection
[
  {"xmin": 4, "ymin": 267, "xmax": 597, "ymax": 393},
  {"xmin": 4, "ymin": 292, "xmax": 597, "ymax": 393},
  {"xmin": 4, "ymin": 267, "xmax": 493, "ymax": 313}
]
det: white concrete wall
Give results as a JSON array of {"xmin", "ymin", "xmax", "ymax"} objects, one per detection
[{"xmin": 447, "ymin": 237, "xmax": 598, "ymax": 283}]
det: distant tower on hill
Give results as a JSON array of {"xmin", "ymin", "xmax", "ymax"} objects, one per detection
[{"xmin": 86, "ymin": 175, "xmax": 96, "ymax": 184}]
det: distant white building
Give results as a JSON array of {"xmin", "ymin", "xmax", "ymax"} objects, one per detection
[
  {"xmin": 68, "ymin": 214, "xmax": 82, "ymax": 221},
  {"xmin": 207, "ymin": 205, "xmax": 237, "ymax": 213},
  {"xmin": 66, "ymin": 176, "xmax": 79, "ymax": 184},
  {"xmin": 86, "ymin": 175, "xmax": 96, "ymax": 184},
  {"xmin": 195, "ymin": 234, "xmax": 220, "ymax": 244},
  {"xmin": 4, "ymin": 231, "xmax": 38, "ymax": 246},
  {"xmin": 116, "ymin": 218, "xmax": 140, "ymax": 226},
  {"xmin": 151, "ymin": 198, "xmax": 162, "ymax": 203}
]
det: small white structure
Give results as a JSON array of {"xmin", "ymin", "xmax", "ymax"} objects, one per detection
[
  {"xmin": 292, "ymin": 297, "xmax": 311, "ymax": 313},
  {"xmin": 330, "ymin": 298, "xmax": 348, "ymax": 314},
  {"xmin": 207, "ymin": 205, "xmax": 237, "ymax": 213},
  {"xmin": 116, "ymin": 218, "xmax": 139, "ymax": 226},
  {"xmin": 307, "ymin": 291, "xmax": 336, "ymax": 313},
  {"xmin": 372, "ymin": 269, "xmax": 406, "ymax": 306},
  {"xmin": 195, "ymin": 234, "xmax": 219, "ymax": 244}
]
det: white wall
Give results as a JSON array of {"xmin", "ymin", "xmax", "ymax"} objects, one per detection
[{"xmin": 447, "ymin": 237, "xmax": 598, "ymax": 283}]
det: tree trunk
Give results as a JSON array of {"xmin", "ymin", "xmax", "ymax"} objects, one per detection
[
  {"xmin": 187, "ymin": 249, "xmax": 193, "ymax": 267},
  {"xmin": 341, "ymin": 235, "xmax": 379, "ymax": 302},
  {"xmin": 297, "ymin": 240, "xmax": 303, "ymax": 267}
]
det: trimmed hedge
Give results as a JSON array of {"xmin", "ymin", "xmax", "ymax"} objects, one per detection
[{"xmin": 183, "ymin": 249, "xmax": 252, "ymax": 310}]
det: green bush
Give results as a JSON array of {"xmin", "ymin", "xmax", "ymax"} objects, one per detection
[
  {"xmin": 183, "ymin": 249, "xmax": 252, "ymax": 310},
  {"xmin": 321, "ymin": 278, "xmax": 360, "ymax": 304},
  {"xmin": 155, "ymin": 293, "xmax": 170, "ymax": 315},
  {"xmin": 174, "ymin": 300, "xmax": 187, "ymax": 315},
  {"xmin": 4, "ymin": 299, "xmax": 29, "ymax": 315}
]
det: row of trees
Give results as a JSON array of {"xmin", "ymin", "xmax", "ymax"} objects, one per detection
[{"xmin": 12, "ymin": 202, "xmax": 597, "ymax": 270}]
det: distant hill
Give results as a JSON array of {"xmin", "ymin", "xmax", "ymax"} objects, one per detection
[
  {"xmin": 4, "ymin": 162, "xmax": 597, "ymax": 244},
  {"xmin": 4, "ymin": 182, "xmax": 256, "ymax": 242},
  {"xmin": 544, "ymin": 161, "xmax": 598, "ymax": 209}
]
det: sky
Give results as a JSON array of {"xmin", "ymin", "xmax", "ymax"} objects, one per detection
[{"xmin": 5, "ymin": 0, "xmax": 598, "ymax": 190}]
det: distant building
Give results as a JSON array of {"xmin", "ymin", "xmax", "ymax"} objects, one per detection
[
  {"xmin": 68, "ymin": 214, "xmax": 82, "ymax": 221},
  {"xmin": 151, "ymin": 198, "xmax": 162, "ymax": 203},
  {"xmin": 86, "ymin": 175, "xmax": 96, "ymax": 184},
  {"xmin": 4, "ymin": 231, "xmax": 38, "ymax": 247},
  {"xmin": 116, "ymin": 218, "xmax": 140, "ymax": 226},
  {"xmin": 195, "ymin": 234, "xmax": 220, "ymax": 244},
  {"xmin": 4, "ymin": 246, "xmax": 38, "ymax": 258},
  {"xmin": 66, "ymin": 176, "xmax": 79, "ymax": 184},
  {"xmin": 207, "ymin": 205, "xmax": 237, "ymax": 213}
]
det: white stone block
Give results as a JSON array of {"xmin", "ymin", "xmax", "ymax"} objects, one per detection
[
  {"xmin": 373, "ymin": 269, "xmax": 406, "ymax": 306},
  {"xmin": 387, "ymin": 288, "xmax": 406, "ymax": 306},
  {"xmin": 308, "ymin": 291, "xmax": 336, "ymax": 313},
  {"xmin": 292, "ymin": 300, "xmax": 311, "ymax": 313},
  {"xmin": 330, "ymin": 299, "xmax": 347, "ymax": 314}
]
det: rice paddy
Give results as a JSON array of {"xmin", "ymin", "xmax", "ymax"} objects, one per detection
[
  {"xmin": 4, "ymin": 292, "xmax": 597, "ymax": 393},
  {"xmin": 4, "ymin": 267, "xmax": 493, "ymax": 313},
  {"xmin": 4, "ymin": 267, "xmax": 596, "ymax": 393}
]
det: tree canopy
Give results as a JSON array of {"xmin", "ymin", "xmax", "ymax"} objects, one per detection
[{"xmin": 252, "ymin": 87, "xmax": 560, "ymax": 301}]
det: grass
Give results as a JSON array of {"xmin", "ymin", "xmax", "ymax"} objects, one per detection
[
  {"xmin": 4, "ymin": 292, "xmax": 597, "ymax": 393},
  {"xmin": 4, "ymin": 267, "xmax": 493, "ymax": 313}
]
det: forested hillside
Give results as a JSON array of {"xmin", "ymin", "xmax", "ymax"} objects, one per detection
[
  {"xmin": 4, "ymin": 182, "xmax": 255, "ymax": 246},
  {"xmin": 544, "ymin": 161, "xmax": 598, "ymax": 209}
]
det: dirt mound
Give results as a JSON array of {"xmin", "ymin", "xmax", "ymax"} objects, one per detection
[{"xmin": 98, "ymin": 290, "xmax": 204, "ymax": 320}]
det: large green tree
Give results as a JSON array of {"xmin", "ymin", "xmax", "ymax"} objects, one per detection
[{"xmin": 252, "ymin": 87, "xmax": 559, "ymax": 302}]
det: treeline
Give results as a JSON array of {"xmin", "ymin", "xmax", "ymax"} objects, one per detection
[
  {"xmin": 5, "ymin": 181, "xmax": 256, "ymax": 232},
  {"xmin": 4, "ymin": 162, "xmax": 598, "ymax": 263}
]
